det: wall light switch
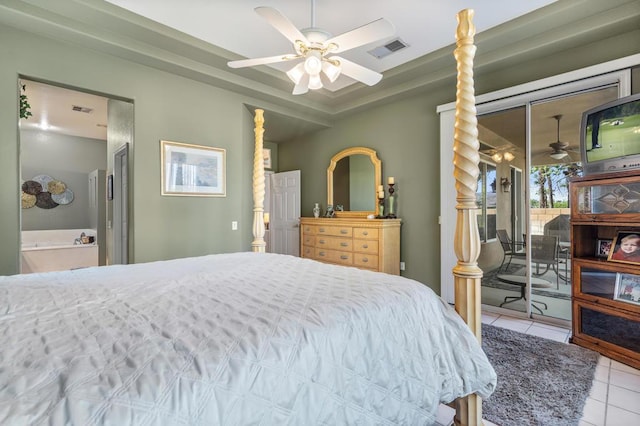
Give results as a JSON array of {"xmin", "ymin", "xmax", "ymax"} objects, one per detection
[
  {"xmin": 400, "ymin": 262, "xmax": 405, "ymax": 271},
  {"xmin": 231, "ymin": 221, "xmax": 238, "ymax": 230}
]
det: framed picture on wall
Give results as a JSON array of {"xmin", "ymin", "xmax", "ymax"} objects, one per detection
[
  {"xmin": 595, "ymin": 238, "xmax": 612, "ymax": 258},
  {"xmin": 263, "ymin": 148, "xmax": 272, "ymax": 169},
  {"xmin": 160, "ymin": 140, "xmax": 226, "ymax": 197}
]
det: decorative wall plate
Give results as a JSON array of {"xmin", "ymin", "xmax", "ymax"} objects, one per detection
[{"xmin": 51, "ymin": 188, "xmax": 74, "ymax": 205}]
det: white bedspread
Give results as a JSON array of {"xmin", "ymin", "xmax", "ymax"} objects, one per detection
[{"xmin": 0, "ymin": 252, "xmax": 495, "ymax": 425}]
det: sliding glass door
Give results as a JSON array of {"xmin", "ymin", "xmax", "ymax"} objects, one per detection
[{"xmin": 477, "ymin": 85, "xmax": 621, "ymax": 322}]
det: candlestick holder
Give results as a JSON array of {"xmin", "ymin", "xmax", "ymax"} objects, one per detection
[{"xmin": 386, "ymin": 183, "xmax": 396, "ymax": 218}]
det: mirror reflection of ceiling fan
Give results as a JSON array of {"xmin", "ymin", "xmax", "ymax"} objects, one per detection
[{"xmin": 227, "ymin": 0, "xmax": 395, "ymax": 95}]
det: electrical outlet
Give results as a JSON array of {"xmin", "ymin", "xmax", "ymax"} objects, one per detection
[
  {"xmin": 400, "ymin": 262, "xmax": 405, "ymax": 271},
  {"xmin": 231, "ymin": 221, "xmax": 238, "ymax": 230}
]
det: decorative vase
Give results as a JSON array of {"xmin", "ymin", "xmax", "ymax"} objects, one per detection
[{"xmin": 313, "ymin": 203, "xmax": 320, "ymax": 218}]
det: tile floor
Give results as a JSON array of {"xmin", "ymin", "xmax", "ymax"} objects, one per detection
[{"xmin": 434, "ymin": 312, "xmax": 640, "ymax": 426}]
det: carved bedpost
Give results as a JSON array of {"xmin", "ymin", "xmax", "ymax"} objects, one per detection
[
  {"xmin": 252, "ymin": 109, "xmax": 266, "ymax": 253},
  {"xmin": 452, "ymin": 9, "xmax": 484, "ymax": 426}
]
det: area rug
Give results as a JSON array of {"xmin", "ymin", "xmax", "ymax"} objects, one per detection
[{"xmin": 481, "ymin": 324, "xmax": 599, "ymax": 426}]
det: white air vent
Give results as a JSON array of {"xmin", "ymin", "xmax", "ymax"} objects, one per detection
[
  {"xmin": 72, "ymin": 105, "xmax": 93, "ymax": 114},
  {"xmin": 368, "ymin": 38, "xmax": 409, "ymax": 59}
]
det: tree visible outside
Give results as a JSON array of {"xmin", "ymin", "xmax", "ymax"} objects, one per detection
[{"xmin": 530, "ymin": 163, "xmax": 581, "ymax": 208}]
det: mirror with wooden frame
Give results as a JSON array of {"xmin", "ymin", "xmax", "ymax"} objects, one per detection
[{"xmin": 327, "ymin": 147, "xmax": 382, "ymax": 218}]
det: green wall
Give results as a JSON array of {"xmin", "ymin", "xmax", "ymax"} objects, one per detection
[{"xmin": 0, "ymin": 24, "xmax": 260, "ymax": 274}]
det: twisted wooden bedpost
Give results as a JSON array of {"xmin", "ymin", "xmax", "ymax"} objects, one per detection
[
  {"xmin": 251, "ymin": 109, "xmax": 266, "ymax": 253},
  {"xmin": 452, "ymin": 9, "xmax": 484, "ymax": 426}
]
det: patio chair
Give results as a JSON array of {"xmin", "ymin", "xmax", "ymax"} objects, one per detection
[
  {"xmin": 530, "ymin": 234, "xmax": 565, "ymax": 289},
  {"xmin": 497, "ymin": 229, "xmax": 526, "ymax": 273}
]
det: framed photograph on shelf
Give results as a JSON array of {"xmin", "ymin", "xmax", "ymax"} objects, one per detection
[
  {"xmin": 161, "ymin": 140, "xmax": 226, "ymax": 197},
  {"xmin": 263, "ymin": 148, "xmax": 272, "ymax": 169},
  {"xmin": 608, "ymin": 231, "xmax": 640, "ymax": 265},
  {"xmin": 595, "ymin": 238, "xmax": 613, "ymax": 258},
  {"xmin": 613, "ymin": 272, "xmax": 640, "ymax": 306}
]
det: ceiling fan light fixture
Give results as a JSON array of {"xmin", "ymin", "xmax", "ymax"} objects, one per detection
[
  {"xmin": 503, "ymin": 151, "xmax": 515, "ymax": 162},
  {"xmin": 491, "ymin": 152, "xmax": 503, "ymax": 163},
  {"xmin": 322, "ymin": 60, "xmax": 341, "ymax": 83},
  {"xmin": 308, "ymin": 73, "xmax": 323, "ymax": 90},
  {"xmin": 550, "ymin": 150, "xmax": 568, "ymax": 160},
  {"xmin": 286, "ymin": 63, "xmax": 306, "ymax": 84},
  {"xmin": 304, "ymin": 51, "xmax": 323, "ymax": 75}
]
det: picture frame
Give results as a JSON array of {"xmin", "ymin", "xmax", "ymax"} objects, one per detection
[
  {"xmin": 613, "ymin": 272, "xmax": 640, "ymax": 306},
  {"xmin": 263, "ymin": 148, "xmax": 272, "ymax": 169},
  {"xmin": 608, "ymin": 231, "xmax": 640, "ymax": 265},
  {"xmin": 595, "ymin": 238, "xmax": 613, "ymax": 258},
  {"xmin": 161, "ymin": 140, "xmax": 226, "ymax": 197}
]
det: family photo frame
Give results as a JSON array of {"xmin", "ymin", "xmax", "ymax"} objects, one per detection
[
  {"xmin": 608, "ymin": 231, "xmax": 640, "ymax": 265},
  {"xmin": 613, "ymin": 272, "xmax": 640, "ymax": 306},
  {"xmin": 595, "ymin": 238, "xmax": 613, "ymax": 258},
  {"xmin": 161, "ymin": 140, "xmax": 226, "ymax": 197}
]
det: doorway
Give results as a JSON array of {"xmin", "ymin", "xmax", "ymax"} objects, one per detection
[{"xmin": 18, "ymin": 78, "xmax": 132, "ymax": 272}]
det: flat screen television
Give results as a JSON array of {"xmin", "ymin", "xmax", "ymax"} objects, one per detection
[{"xmin": 580, "ymin": 93, "xmax": 640, "ymax": 176}]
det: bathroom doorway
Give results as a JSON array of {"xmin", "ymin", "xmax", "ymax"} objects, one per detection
[{"xmin": 18, "ymin": 78, "xmax": 132, "ymax": 273}]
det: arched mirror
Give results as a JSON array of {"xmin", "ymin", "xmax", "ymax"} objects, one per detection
[{"xmin": 327, "ymin": 147, "xmax": 381, "ymax": 217}]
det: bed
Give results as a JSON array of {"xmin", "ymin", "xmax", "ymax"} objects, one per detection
[
  {"xmin": 0, "ymin": 252, "xmax": 495, "ymax": 424},
  {"xmin": 1, "ymin": 9, "xmax": 492, "ymax": 426}
]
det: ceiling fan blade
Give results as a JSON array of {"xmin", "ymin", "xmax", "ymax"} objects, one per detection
[
  {"xmin": 255, "ymin": 6, "xmax": 308, "ymax": 45},
  {"xmin": 329, "ymin": 56, "xmax": 382, "ymax": 86},
  {"xmin": 327, "ymin": 18, "xmax": 395, "ymax": 53},
  {"xmin": 228, "ymin": 54, "xmax": 299, "ymax": 68}
]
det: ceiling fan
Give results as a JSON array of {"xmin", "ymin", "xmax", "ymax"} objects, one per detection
[
  {"xmin": 227, "ymin": 0, "xmax": 395, "ymax": 95},
  {"xmin": 548, "ymin": 114, "xmax": 572, "ymax": 160}
]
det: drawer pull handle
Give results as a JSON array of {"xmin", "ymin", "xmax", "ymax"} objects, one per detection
[
  {"xmin": 319, "ymin": 228, "xmax": 325, "ymax": 233},
  {"xmin": 363, "ymin": 244, "xmax": 368, "ymax": 249},
  {"xmin": 362, "ymin": 231, "xmax": 368, "ymax": 236},
  {"xmin": 340, "ymin": 255, "xmax": 349, "ymax": 260},
  {"xmin": 340, "ymin": 229, "xmax": 348, "ymax": 234},
  {"xmin": 319, "ymin": 251, "xmax": 326, "ymax": 257},
  {"xmin": 340, "ymin": 242, "xmax": 348, "ymax": 247},
  {"xmin": 319, "ymin": 239, "xmax": 326, "ymax": 244},
  {"xmin": 362, "ymin": 258, "xmax": 368, "ymax": 263}
]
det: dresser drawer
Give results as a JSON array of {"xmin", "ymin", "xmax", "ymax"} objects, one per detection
[
  {"xmin": 302, "ymin": 224, "xmax": 318, "ymax": 235},
  {"xmin": 301, "ymin": 245, "xmax": 315, "ymax": 258},
  {"xmin": 302, "ymin": 234, "xmax": 316, "ymax": 246},
  {"xmin": 316, "ymin": 226, "xmax": 353, "ymax": 237},
  {"xmin": 354, "ymin": 227, "xmax": 379, "ymax": 239},
  {"xmin": 316, "ymin": 236, "xmax": 352, "ymax": 251},
  {"xmin": 353, "ymin": 239, "xmax": 378, "ymax": 254},
  {"xmin": 354, "ymin": 253, "xmax": 379, "ymax": 269},
  {"xmin": 316, "ymin": 249, "xmax": 353, "ymax": 266}
]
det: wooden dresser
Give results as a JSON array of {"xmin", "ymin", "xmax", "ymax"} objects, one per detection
[{"xmin": 300, "ymin": 217, "xmax": 401, "ymax": 275}]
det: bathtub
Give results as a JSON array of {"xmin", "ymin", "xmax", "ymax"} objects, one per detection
[{"xmin": 21, "ymin": 229, "xmax": 99, "ymax": 274}]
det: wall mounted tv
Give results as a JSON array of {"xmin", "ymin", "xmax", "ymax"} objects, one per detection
[{"xmin": 580, "ymin": 93, "xmax": 640, "ymax": 176}]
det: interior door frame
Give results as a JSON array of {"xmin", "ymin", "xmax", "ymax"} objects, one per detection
[{"xmin": 112, "ymin": 143, "xmax": 129, "ymax": 264}]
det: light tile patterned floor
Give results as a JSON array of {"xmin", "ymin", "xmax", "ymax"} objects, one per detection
[{"xmin": 435, "ymin": 312, "xmax": 640, "ymax": 426}]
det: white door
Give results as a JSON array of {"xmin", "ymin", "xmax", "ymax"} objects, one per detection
[{"xmin": 270, "ymin": 170, "xmax": 300, "ymax": 256}]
